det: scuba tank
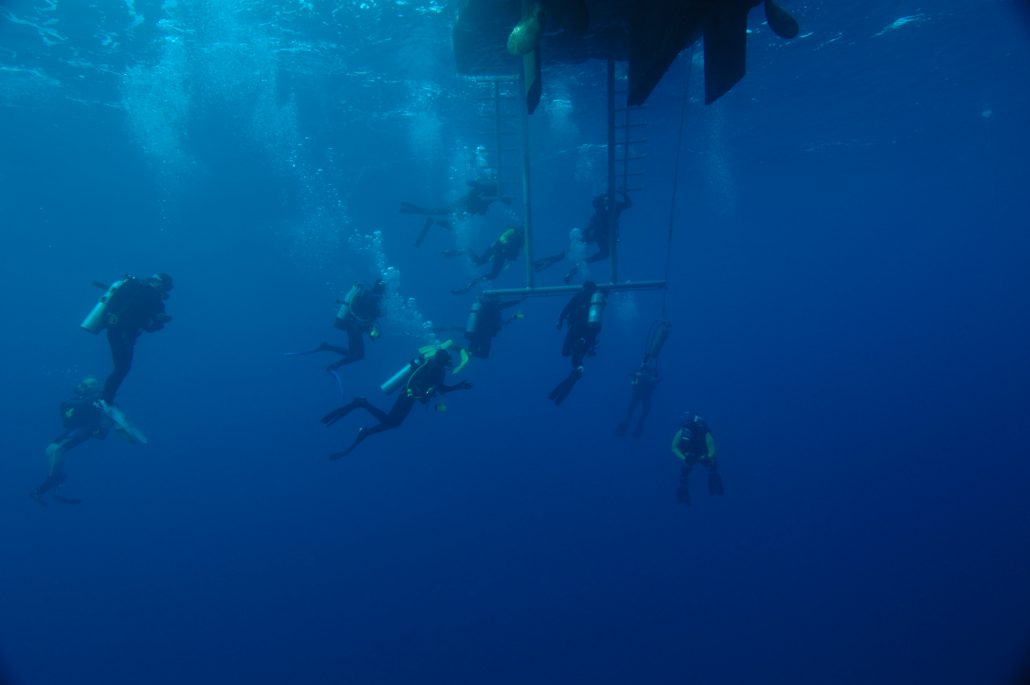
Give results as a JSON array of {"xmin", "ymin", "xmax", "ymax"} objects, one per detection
[
  {"xmin": 81, "ymin": 279, "xmax": 128, "ymax": 334},
  {"xmin": 379, "ymin": 340, "xmax": 469, "ymax": 395},
  {"xmin": 333, "ymin": 284, "xmax": 362, "ymax": 330},
  {"xmin": 464, "ymin": 300, "xmax": 483, "ymax": 340},
  {"xmin": 380, "ymin": 357, "xmax": 420, "ymax": 395},
  {"xmin": 587, "ymin": 291, "xmax": 607, "ymax": 329}
]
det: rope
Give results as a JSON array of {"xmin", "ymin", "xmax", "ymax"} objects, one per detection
[{"xmin": 661, "ymin": 47, "xmax": 694, "ymax": 319}]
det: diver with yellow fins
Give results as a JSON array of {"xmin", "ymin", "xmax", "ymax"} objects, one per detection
[
  {"xmin": 81, "ymin": 272, "xmax": 173, "ymax": 406},
  {"xmin": 549, "ymin": 281, "xmax": 605, "ymax": 405},
  {"xmin": 311, "ymin": 279, "xmax": 386, "ymax": 372},
  {"xmin": 321, "ymin": 340, "xmax": 472, "ymax": 459},
  {"xmin": 672, "ymin": 413, "xmax": 724, "ymax": 506},
  {"xmin": 445, "ymin": 226, "xmax": 524, "ymax": 295}
]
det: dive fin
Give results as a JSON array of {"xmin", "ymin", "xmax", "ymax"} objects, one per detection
[
  {"xmin": 708, "ymin": 471, "xmax": 725, "ymax": 496},
  {"xmin": 764, "ymin": 0, "xmax": 799, "ymax": 39},
  {"xmin": 415, "ymin": 217, "xmax": 433, "ymax": 247}
]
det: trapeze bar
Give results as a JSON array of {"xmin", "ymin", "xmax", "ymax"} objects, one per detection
[{"xmin": 481, "ymin": 280, "xmax": 667, "ymax": 299}]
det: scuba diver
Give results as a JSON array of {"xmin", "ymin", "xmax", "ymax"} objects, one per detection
[
  {"xmin": 533, "ymin": 191, "xmax": 632, "ymax": 281},
  {"xmin": 403, "ymin": 178, "xmax": 510, "ymax": 246},
  {"xmin": 312, "ymin": 279, "xmax": 385, "ymax": 372},
  {"xmin": 615, "ymin": 364, "xmax": 660, "ymax": 438},
  {"xmin": 464, "ymin": 296, "xmax": 523, "ymax": 359},
  {"xmin": 32, "ymin": 377, "xmax": 110, "ymax": 504},
  {"xmin": 321, "ymin": 344, "xmax": 472, "ymax": 459},
  {"xmin": 445, "ymin": 227, "xmax": 524, "ymax": 295},
  {"xmin": 549, "ymin": 281, "xmax": 604, "ymax": 405},
  {"xmin": 672, "ymin": 414, "xmax": 724, "ymax": 506},
  {"xmin": 615, "ymin": 321, "xmax": 671, "ymax": 438},
  {"xmin": 81, "ymin": 273, "xmax": 173, "ymax": 406}
]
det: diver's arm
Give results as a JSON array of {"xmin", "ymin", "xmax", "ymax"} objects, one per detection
[
  {"xmin": 439, "ymin": 380, "xmax": 473, "ymax": 394},
  {"xmin": 671, "ymin": 430, "xmax": 686, "ymax": 461},
  {"xmin": 705, "ymin": 433, "xmax": 717, "ymax": 461}
]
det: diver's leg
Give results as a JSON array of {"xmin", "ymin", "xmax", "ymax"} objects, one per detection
[
  {"xmin": 321, "ymin": 397, "xmax": 366, "ymax": 426},
  {"xmin": 451, "ymin": 277, "xmax": 483, "ymax": 296},
  {"xmin": 533, "ymin": 251, "xmax": 566, "ymax": 273},
  {"xmin": 631, "ymin": 394, "xmax": 652, "ymax": 438},
  {"xmin": 676, "ymin": 463, "xmax": 693, "ymax": 505},
  {"xmin": 102, "ymin": 329, "xmax": 136, "ymax": 404},
  {"xmin": 331, "ymin": 397, "xmax": 413, "ymax": 459},
  {"xmin": 483, "ymin": 254, "xmax": 505, "ymax": 280},
  {"xmin": 585, "ymin": 240, "xmax": 610, "ymax": 263},
  {"xmin": 400, "ymin": 201, "xmax": 439, "ymax": 215},
  {"xmin": 707, "ymin": 462, "xmax": 725, "ymax": 496},
  {"xmin": 327, "ymin": 327, "xmax": 365, "ymax": 371},
  {"xmin": 615, "ymin": 395, "xmax": 638, "ymax": 437}
]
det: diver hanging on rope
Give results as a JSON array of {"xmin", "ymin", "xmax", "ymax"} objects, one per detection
[{"xmin": 615, "ymin": 321, "xmax": 671, "ymax": 438}]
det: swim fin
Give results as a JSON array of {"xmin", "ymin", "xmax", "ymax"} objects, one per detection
[
  {"xmin": 677, "ymin": 466, "xmax": 692, "ymax": 505},
  {"xmin": 708, "ymin": 471, "xmax": 725, "ymax": 496},
  {"xmin": 548, "ymin": 366, "xmax": 583, "ymax": 406}
]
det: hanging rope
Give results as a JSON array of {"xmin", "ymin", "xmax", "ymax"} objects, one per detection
[{"xmin": 661, "ymin": 47, "xmax": 694, "ymax": 319}]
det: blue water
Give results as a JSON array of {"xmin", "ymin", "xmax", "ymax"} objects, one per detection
[{"xmin": 2, "ymin": 1, "xmax": 1030, "ymax": 683}]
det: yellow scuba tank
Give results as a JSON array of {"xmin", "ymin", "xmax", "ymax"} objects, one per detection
[{"xmin": 81, "ymin": 279, "xmax": 128, "ymax": 334}]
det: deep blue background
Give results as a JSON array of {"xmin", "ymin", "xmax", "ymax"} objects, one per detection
[{"xmin": 2, "ymin": 1, "xmax": 1029, "ymax": 683}]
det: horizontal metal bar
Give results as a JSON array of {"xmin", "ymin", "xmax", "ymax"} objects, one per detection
[{"xmin": 482, "ymin": 280, "xmax": 666, "ymax": 299}]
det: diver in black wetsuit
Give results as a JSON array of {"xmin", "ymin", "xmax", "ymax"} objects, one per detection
[
  {"xmin": 318, "ymin": 279, "xmax": 385, "ymax": 372},
  {"xmin": 615, "ymin": 364, "xmax": 660, "ymax": 438},
  {"xmin": 321, "ymin": 349, "xmax": 472, "ymax": 459},
  {"xmin": 548, "ymin": 281, "xmax": 603, "ymax": 405},
  {"xmin": 616, "ymin": 320, "xmax": 670, "ymax": 438},
  {"xmin": 672, "ymin": 414, "xmax": 724, "ymax": 506},
  {"xmin": 402, "ymin": 179, "xmax": 510, "ymax": 246},
  {"xmin": 445, "ymin": 227, "xmax": 524, "ymax": 294},
  {"xmin": 465, "ymin": 297, "xmax": 523, "ymax": 359},
  {"xmin": 534, "ymin": 192, "xmax": 632, "ymax": 280},
  {"xmin": 95, "ymin": 273, "xmax": 173, "ymax": 405},
  {"xmin": 32, "ymin": 377, "xmax": 110, "ymax": 504}
]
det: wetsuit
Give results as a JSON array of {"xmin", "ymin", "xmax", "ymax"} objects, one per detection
[
  {"xmin": 102, "ymin": 277, "xmax": 167, "ymax": 404},
  {"xmin": 673, "ymin": 418, "xmax": 723, "ymax": 504},
  {"xmin": 326, "ymin": 285, "xmax": 383, "ymax": 371},
  {"xmin": 322, "ymin": 356, "xmax": 470, "ymax": 458},
  {"xmin": 616, "ymin": 366, "xmax": 660, "ymax": 438}
]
